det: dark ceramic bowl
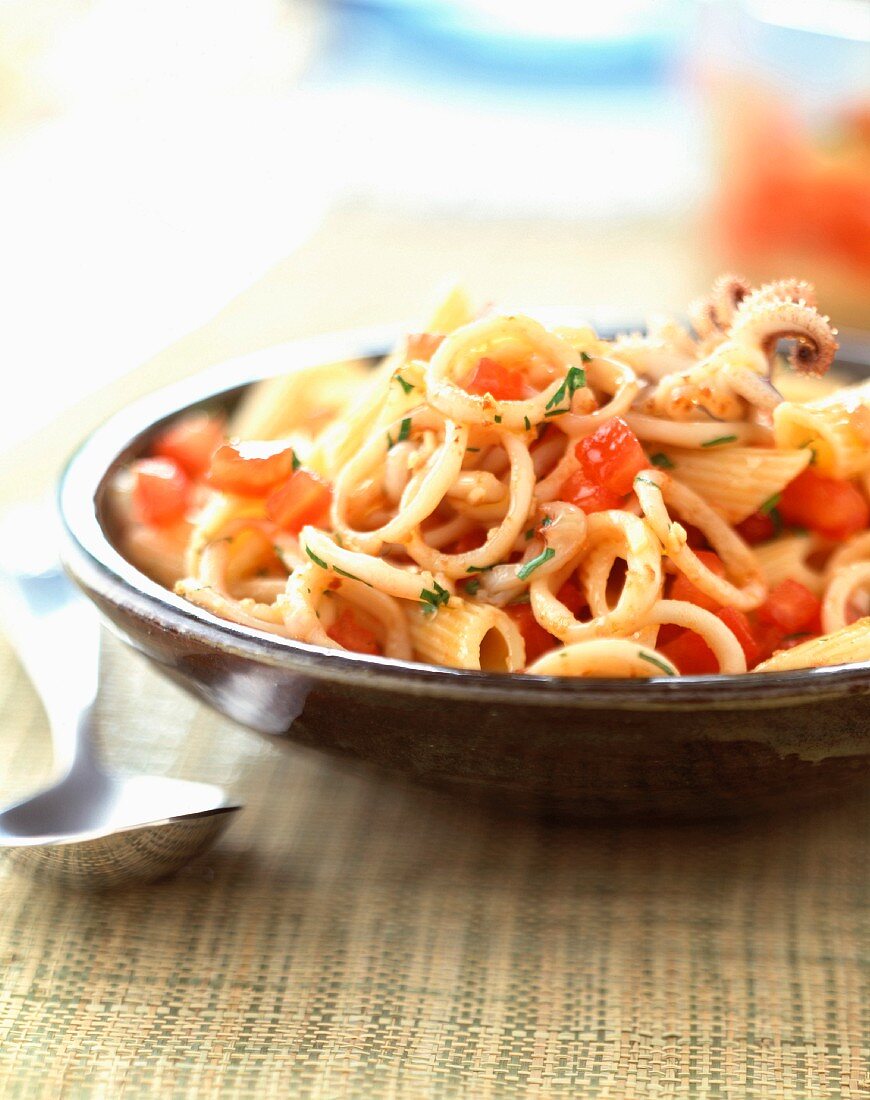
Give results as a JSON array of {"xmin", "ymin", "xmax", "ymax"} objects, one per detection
[{"xmin": 59, "ymin": 327, "xmax": 870, "ymax": 821}]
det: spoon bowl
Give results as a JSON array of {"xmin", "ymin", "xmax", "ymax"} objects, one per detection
[{"xmin": 0, "ymin": 505, "xmax": 241, "ymax": 888}]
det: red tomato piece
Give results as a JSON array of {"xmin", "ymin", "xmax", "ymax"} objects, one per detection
[
  {"xmin": 266, "ymin": 469, "xmax": 332, "ymax": 534},
  {"xmin": 779, "ymin": 469, "xmax": 870, "ymax": 540},
  {"xmin": 507, "ymin": 603, "xmax": 558, "ymax": 664},
  {"xmin": 716, "ymin": 607, "xmax": 762, "ymax": 667},
  {"xmin": 574, "ymin": 417, "xmax": 648, "ymax": 495},
  {"xmin": 659, "ymin": 630, "xmax": 719, "ymax": 675},
  {"xmin": 153, "ymin": 414, "xmax": 224, "ymax": 478},
  {"xmin": 207, "ymin": 440, "xmax": 298, "ymax": 497},
  {"xmin": 736, "ymin": 510, "xmax": 777, "ymax": 545},
  {"xmin": 757, "ymin": 578, "xmax": 822, "ymax": 634},
  {"xmin": 326, "ymin": 610, "xmax": 380, "ymax": 656},
  {"xmin": 406, "ymin": 333, "xmax": 444, "ymax": 361},
  {"xmin": 463, "ymin": 357, "xmax": 529, "ymax": 401},
  {"xmin": 558, "ymin": 470, "xmax": 625, "ymax": 513},
  {"xmin": 556, "ymin": 580, "xmax": 586, "ymax": 618},
  {"xmin": 131, "ymin": 458, "xmax": 190, "ymax": 526},
  {"xmin": 669, "ymin": 550, "xmax": 726, "ymax": 613}
]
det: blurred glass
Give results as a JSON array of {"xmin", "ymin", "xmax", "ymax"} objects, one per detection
[{"xmin": 698, "ymin": 0, "xmax": 870, "ymax": 328}]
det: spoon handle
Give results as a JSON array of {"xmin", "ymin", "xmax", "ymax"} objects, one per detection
[{"xmin": 0, "ymin": 566, "xmax": 101, "ymax": 776}]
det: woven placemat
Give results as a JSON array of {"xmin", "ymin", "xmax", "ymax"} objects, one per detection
[{"xmin": 0, "ymin": 630, "xmax": 867, "ymax": 1099}]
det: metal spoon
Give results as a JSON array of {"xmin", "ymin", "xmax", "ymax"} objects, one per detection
[{"xmin": 0, "ymin": 507, "xmax": 241, "ymax": 887}]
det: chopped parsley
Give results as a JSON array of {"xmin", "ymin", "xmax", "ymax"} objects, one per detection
[
  {"xmin": 291, "ymin": 451, "xmax": 301, "ymax": 471},
  {"xmin": 541, "ymin": 515, "xmax": 553, "ymax": 527},
  {"xmin": 545, "ymin": 365, "xmax": 587, "ymax": 415},
  {"xmin": 701, "ymin": 435, "xmax": 738, "ymax": 448},
  {"xmin": 395, "ymin": 374, "xmax": 415, "ymax": 394},
  {"xmin": 494, "ymin": 415, "xmax": 503, "ymax": 424},
  {"xmin": 305, "ymin": 546, "xmax": 328, "ymax": 569},
  {"xmin": 544, "ymin": 408, "xmax": 569, "ymax": 418},
  {"xmin": 638, "ymin": 651, "xmax": 675, "ymax": 676},
  {"xmin": 650, "ymin": 452, "xmax": 674, "ymax": 469},
  {"xmin": 387, "ymin": 417, "xmax": 412, "ymax": 449},
  {"xmin": 333, "ymin": 565, "xmax": 365, "ymax": 584},
  {"xmin": 634, "ymin": 474, "xmax": 660, "ymax": 490},
  {"xmin": 419, "ymin": 580, "xmax": 451, "ymax": 615},
  {"xmin": 466, "ymin": 447, "xmax": 481, "ymax": 453},
  {"xmin": 524, "ymin": 527, "xmax": 535, "ymax": 541},
  {"xmin": 759, "ymin": 492, "xmax": 781, "ymax": 515},
  {"xmin": 580, "ymin": 351, "xmax": 592, "ymax": 363},
  {"xmin": 466, "ymin": 564, "xmax": 493, "ymax": 573},
  {"xmin": 465, "ymin": 578, "xmax": 481, "ymax": 596},
  {"xmin": 523, "ymin": 416, "xmax": 531, "ymax": 431},
  {"xmin": 516, "ymin": 546, "xmax": 555, "ymax": 581}
]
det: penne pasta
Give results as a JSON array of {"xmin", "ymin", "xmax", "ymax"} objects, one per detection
[
  {"xmin": 406, "ymin": 599, "xmax": 526, "ymax": 671},
  {"xmin": 658, "ymin": 447, "xmax": 810, "ymax": 523},
  {"xmin": 773, "ymin": 379, "xmax": 870, "ymax": 478}
]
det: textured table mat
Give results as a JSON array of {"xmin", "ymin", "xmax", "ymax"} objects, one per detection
[{"xmin": 0, "ymin": 631, "xmax": 868, "ymax": 1099}]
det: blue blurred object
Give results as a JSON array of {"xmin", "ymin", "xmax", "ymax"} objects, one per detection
[
  {"xmin": 303, "ymin": 0, "xmax": 701, "ymax": 219},
  {"xmin": 323, "ymin": 0, "xmax": 689, "ymax": 87}
]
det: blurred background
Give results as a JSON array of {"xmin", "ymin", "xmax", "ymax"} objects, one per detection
[{"xmin": 0, "ymin": 0, "xmax": 867, "ymax": 458}]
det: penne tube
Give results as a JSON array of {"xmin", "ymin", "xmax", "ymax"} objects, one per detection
[{"xmin": 406, "ymin": 599, "xmax": 525, "ymax": 671}]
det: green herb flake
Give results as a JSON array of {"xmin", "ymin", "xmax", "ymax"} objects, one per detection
[
  {"xmin": 465, "ymin": 578, "xmax": 481, "ymax": 596},
  {"xmin": 305, "ymin": 546, "xmax": 328, "ymax": 569},
  {"xmin": 580, "ymin": 351, "xmax": 592, "ymax": 363},
  {"xmin": 759, "ymin": 492, "xmax": 781, "ymax": 516},
  {"xmin": 545, "ymin": 365, "xmax": 586, "ymax": 412},
  {"xmin": 701, "ymin": 434, "xmax": 738, "ymax": 448},
  {"xmin": 541, "ymin": 515, "xmax": 553, "ymax": 527},
  {"xmin": 466, "ymin": 447, "xmax": 481, "ymax": 453},
  {"xmin": 494, "ymin": 415, "xmax": 503, "ymax": 424},
  {"xmin": 398, "ymin": 417, "xmax": 411, "ymax": 443},
  {"xmin": 516, "ymin": 546, "xmax": 556, "ymax": 581},
  {"xmin": 291, "ymin": 451, "xmax": 301, "ymax": 471},
  {"xmin": 333, "ymin": 566, "xmax": 362, "ymax": 583},
  {"xmin": 639, "ymin": 651, "xmax": 676, "ymax": 677},
  {"xmin": 395, "ymin": 374, "xmax": 415, "ymax": 394},
  {"xmin": 524, "ymin": 527, "xmax": 535, "ymax": 541},
  {"xmin": 634, "ymin": 475, "xmax": 660, "ymax": 490},
  {"xmin": 510, "ymin": 592, "xmax": 531, "ymax": 605},
  {"xmin": 650, "ymin": 452, "xmax": 674, "ymax": 470},
  {"xmin": 544, "ymin": 407, "xmax": 569, "ymax": 418},
  {"xmin": 419, "ymin": 580, "xmax": 451, "ymax": 616},
  {"xmin": 523, "ymin": 416, "xmax": 531, "ymax": 431},
  {"xmin": 466, "ymin": 564, "xmax": 493, "ymax": 573}
]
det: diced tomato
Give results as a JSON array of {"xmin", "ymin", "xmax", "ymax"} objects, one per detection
[
  {"xmin": 575, "ymin": 417, "xmax": 648, "ymax": 495},
  {"xmin": 659, "ymin": 630, "xmax": 719, "ymax": 675},
  {"xmin": 449, "ymin": 530, "xmax": 487, "ymax": 555},
  {"xmin": 669, "ymin": 550, "xmax": 727, "ymax": 613},
  {"xmin": 558, "ymin": 469, "xmax": 625, "ymax": 513},
  {"xmin": 716, "ymin": 607, "xmax": 762, "ymax": 667},
  {"xmin": 326, "ymin": 609, "xmax": 380, "ymax": 656},
  {"xmin": 207, "ymin": 440, "xmax": 298, "ymax": 497},
  {"xmin": 556, "ymin": 580, "xmax": 586, "ymax": 618},
  {"xmin": 153, "ymin": 414, "xmax": 224, "ymax": 478},
  {"xmin": 406, "ymin": 333, "xmax": 444, "ymax": 361},
  {"xmin": 266, "ymin": 469, "xmax": 332, "ymax": 534},
  {"xmin": 757, "ymin": 579, "xmax": 822, "ymax": 635},
  {"xmin": 507, "ymin": 603, "xmax": 558, "ymax": 664},
  {"xmin": 131, "ymin": 458, "xmax": 190, "ymax": 526},
  {"xmin": 463, "ymin": 357, "xmax": 529, "ymax": 401},
  {"xmin": 779, "ymin": 469, "xmax": 870, "ymax": 540},
  {"xmin": 736, "ymin": 510, "xmax": 777, "ymax": 545}
]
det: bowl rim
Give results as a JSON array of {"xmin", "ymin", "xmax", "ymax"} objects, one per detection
[{"xmin": 58, "ymin": 323, "xmax": 870, "ymax": 710}]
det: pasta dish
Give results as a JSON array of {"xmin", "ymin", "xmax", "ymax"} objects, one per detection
[{"xmin": 112, "ymin": 276, "xmax": 870, "ymax": 678}]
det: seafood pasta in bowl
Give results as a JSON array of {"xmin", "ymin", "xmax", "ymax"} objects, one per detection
[{"xmin": 59, "ymin": 278, "xmax": 870, "ymax": 819}]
